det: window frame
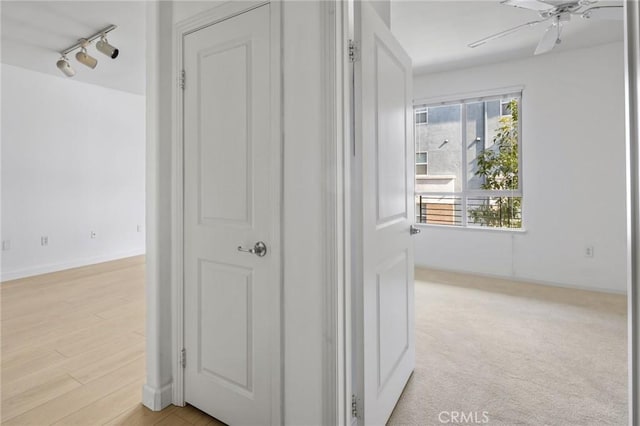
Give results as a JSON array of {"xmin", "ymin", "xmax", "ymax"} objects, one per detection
[{"xmin": 414, "ymin": 87, "xmax": 524, "ymax": 229}]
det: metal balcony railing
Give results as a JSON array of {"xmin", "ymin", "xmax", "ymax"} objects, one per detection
[
  {"xmin": 416, "ymin": 193, "xmax": 522, "ymax": 229},
  {"xmin": 416, "ymin": 195, "xmax": 462, "ymax": 226}
]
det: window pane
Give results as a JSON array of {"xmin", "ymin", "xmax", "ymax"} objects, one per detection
[
  {"xmin": 466, "ymin": 101, "xmax": 486, "ymax": 191},
  {"xmin": 467, "ymin": 98, "xmax": 519, "ymax": 192},
  {"xmin": 485, "ymin": 100, "xmax": 502, "ymax": 151},
  {"xmin": 415, "ymin": 104, "xmax": 462, "ymax": 193},
  {"xmin": 501, "ymin": 101, "xmax": 511, "ymax": 116},
  {"xmin": 416, "ymin": 164, "xmax": 427, "ymax": 175},
  {"xmin": 467, "ymin": 196, "xmax": 522, "ymax": 228},
  {"xmin": 416, "ymin": 111, "xmax": 427, "ymax": 124},
  {"xmin": 416, "ymin": 195, "xmax": 462, "ymax": 226},
  {"xmin": 416, "ymin": 152, "xmax": 427, "ymax": 164}
]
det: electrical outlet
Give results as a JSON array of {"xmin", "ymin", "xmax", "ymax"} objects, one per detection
[
  {"xmin": 41, "ymin": 236, "xmax": 48, "ymax": 246},
  {"xmin": 90, "ymin": 231, "xmax": 97, "ymax": 239},
  {"xmin": 585, "ymin": 246, "xmax": 594, "ymax": 258},
  {"xmin": 2, "ymin": 240, "xmax": 10, "ymax": 251}
]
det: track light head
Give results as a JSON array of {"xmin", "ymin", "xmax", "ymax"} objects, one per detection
[
  {"xmin": 76, "ymin": 45, "xmax": 98, "ymax": 69},
  {"xmin": 96, "ymin": 35, "xmax": 119, "ymax": 59},
  {"xmin": 56, "ymin": 55, "xmax": 75, "ymax": 77}
]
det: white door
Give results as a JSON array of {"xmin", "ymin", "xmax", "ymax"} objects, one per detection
[
  {"xmin": 353, "ymin": 1, "xmax": 415, "ymax": 425},
  {"xmin": 183, "ymin": 4, "xmax": 279, "ymax": 425}
]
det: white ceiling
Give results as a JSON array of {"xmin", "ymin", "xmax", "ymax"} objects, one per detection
[
  {"xmin": 1, "ymin": 1, "xmax": 146, "ymax": 95},
  {"xmin": 1, "ymin": 1, "xmax": 623, "ymax": 92},
  {"xmin": 391, "ymin": 0, "xmax": 625, "ymax": 74}
]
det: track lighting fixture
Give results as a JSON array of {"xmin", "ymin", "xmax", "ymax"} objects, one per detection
[
  {"xmin": 75, "ymin": 41, "xmax": 98, "ymax": 69},
  {"xmin": 56, "ymin": 55, "xmax": 75, "ymax": 77},
  {"xmin": 96, "ymin": 35, "xmax": 119, "ymax": 59},
  {"xmin": 56, "ymin": 25, "xmax": 118, "ymax": 77}
]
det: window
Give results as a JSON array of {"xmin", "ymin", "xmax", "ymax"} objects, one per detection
[
  {"xmin": 500, "ymin": 100, "xmax": 512, "ymax": 117},
  {"xmin": 415, "ymin": 108, "xmax": 428, "ymax": 124},
  {"xmin": 414, "ymin": 92, "xmax": 522, "ymax": 229},
  {"xmin": 416, "ymin": 152, "xmax": 428, "ymax": 175}
]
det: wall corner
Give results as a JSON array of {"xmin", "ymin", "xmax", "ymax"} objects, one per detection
[{"xmin": 142, "ymin": 383, "xmax": 174, "ymax": 411}]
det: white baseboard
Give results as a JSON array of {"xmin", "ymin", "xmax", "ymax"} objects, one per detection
[
  {"xmin": 415, "ymin": 263, "xmax": 627, "ymax": 295},
  {"xmin": 142, "ymin": 382, "xmax": 173, "ymax": 411},
  {"xmin": 1, "ymin": 249, "xmax": 146, "ymax": 282}
]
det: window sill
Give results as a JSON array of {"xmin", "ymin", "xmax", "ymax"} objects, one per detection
[
  {"xmin": 414, "ymin": 223, "xmax": 528, "ymax": 234},
  {"xmin": 416, "ymin": 174, "xmax": 456, "ymax": 180}
]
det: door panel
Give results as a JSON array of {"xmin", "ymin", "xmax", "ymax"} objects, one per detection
[
  {"xmin": 354, "ymin": 2, "xmax": 415, "ymax": 425},
  {"xmin": 375, "ymin": 42, "xmax": 408, "ymax": 225},
  {"xmin": 377, "ymin": 251, "xmax": 409, "ymax": 390},
  {"xmin": 183, "ymin": 5, "xmax": 276, "ymax": 425},
  {"xmin": 198, "ymin": 42, "xmax": 251, "ymax": 226},
  {"xmin": 198, "ymin": 261, "xmax": 252, "ymax": 393}
]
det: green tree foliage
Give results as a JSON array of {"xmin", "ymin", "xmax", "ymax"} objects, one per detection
[{"xmin": 469, "ymin": 99, "xmax": 521, "ymax": 228}]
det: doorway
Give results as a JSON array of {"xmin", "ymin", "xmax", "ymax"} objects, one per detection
[
  {"xmin": 178, "ymin": 3, "xmax": 282, "ymax": 425},
  {"xmin": 347, "ymin": 1, "xmax": 631, "ymax": 425}
]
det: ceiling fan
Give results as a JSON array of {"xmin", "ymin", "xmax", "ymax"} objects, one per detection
[{"xmin": 468, "ymin": 0, "xmax": 624, "ymax": 55}]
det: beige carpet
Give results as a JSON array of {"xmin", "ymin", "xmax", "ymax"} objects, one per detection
[{"xmin": 387, "ymin": 268, "xmax": 627, "ymax": 426}]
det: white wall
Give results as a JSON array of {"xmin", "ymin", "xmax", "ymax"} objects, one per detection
[
  {"xmin": 282, "ymin": 2, "xmax": 328, "ymax": 423},
  {"xmin": 413, "ymin": 42, "xmax": 627, "ymax": 293},
  {"xmin": 1, "ymin": 64, "xmax": 145, "ymax": 281},
  {"xmin": 143, "ymin": 0, "xmax": 174, "ymax": 410}
]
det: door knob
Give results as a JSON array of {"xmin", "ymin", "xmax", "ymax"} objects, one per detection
[
  {"xmin": 237, "ymin": 241, "xmax": 268, "ymax": 257},
  {"xmin": 410, "ymin": 225, "xmax": 421, "ymax": 236}
]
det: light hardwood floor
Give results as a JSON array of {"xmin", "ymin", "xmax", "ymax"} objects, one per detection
[{"xmin": 1, "ymin": 256, "xmax": 222, "ymax": 426}]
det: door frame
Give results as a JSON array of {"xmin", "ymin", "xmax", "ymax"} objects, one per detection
[
  {"xmin": 625, "ymin": 1, "xmax": 640, "ymax": 424},
  {"xmin": 322, "ymin": 1, "xmax": 351, "ymax": 424},
  {"xmin": 170, "ymin": 2, "xmax": 283, "ymax": 423}
]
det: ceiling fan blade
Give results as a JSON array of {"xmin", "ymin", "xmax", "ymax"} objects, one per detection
[
  {"xmin": 534, "ymin": 21, "xmax": 559, "ymax": 55},
  {"xmin": 582, "ymin": 6, "xmax": 624, "ymax": 20},
  {"xmin": 469, "ymin": 20, "xmax": 545, "ymax": 48},
  {"xmin": 501, "ymin": 0, "xmax": 555, "ymax": 11}
]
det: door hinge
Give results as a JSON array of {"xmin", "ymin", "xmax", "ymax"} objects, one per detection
[
  {"xmin": 348, "ymin": 40, "xmax": 360, "ymax": 63},
  {"xmin": 351, "ymin": 394, "xmax": 358, "ymax": 418},
  {"xmin": 180, "ymin": 70, "xmax": 185, "ymax": 90},
  {"xmin": 180, "ymin": 348, "xmax": 186, "ymax": 368}
]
